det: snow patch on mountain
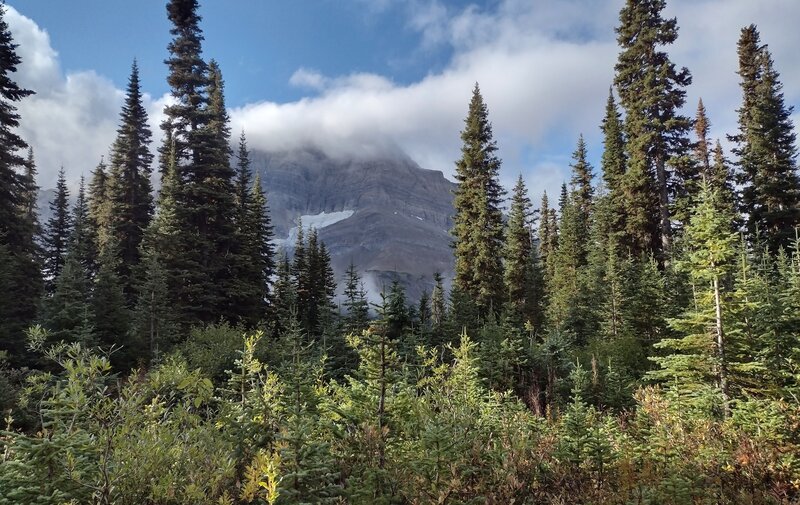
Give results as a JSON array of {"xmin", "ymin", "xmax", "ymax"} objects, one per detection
[{"xmin": 273, "ymin": 210, "xmax": 355, "ymax": 248}]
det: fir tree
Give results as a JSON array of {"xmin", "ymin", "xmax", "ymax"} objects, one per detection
[
  {"xmin": 107, "ymin": 60, "xmax": 154, "ymax": 298},
  {"xmin": 69, "ymin": 177, "xmax": 98, "ymax": 278},
  {"xmin": 600, "ymin": 88, "xmax": 627, "ymax": 238},
  {"xmin": 503, "ymin": 175, "xmax": 539, "ymax": 326},
  {"xmin": 130, "ymin": 248, "xmax": 176, "ymax": 363},
  {"xmin": 451, "ymin": 84, "xmax": 505, "ymax": 316},
  {"xmin": 733, "ymin": 26, "xmax": 799, "ymax": 253},
  {"xmin": 87, "ymin": 158, "xmax": 111, "ymax": 256},
  {"xmin": 230, "ymin": 134, "xmax": 274, "ymax": 327},
  {"xmin": 0, "ymin": 2, "xmax": 34, "ymax": 255},
  {"xmin": 343, "ymin": 261, "xmax": 370, "ymax": 335},
  {"xmin": 614, "ymin": 0, "xmax": 692, "ymax": 260},
  {"xmin": 43, "ymin": 168, "xmax": 73, "ymax": 292},
  {"xmin": 569, "ymin": 135, "xmax": 594, "ymax": 263},
  {"xmin": 160, "ymin": 1, "xmax": 241, "ymax": 325},
  {"xmin": 650, "ymin": 182, "xmax": 738, "ymax": 411},
  {"xmin": 92, "ymin": 242, "xmax": 131, "ymax": 367},
  {"xmin": 430, "ymin": 272, "xmax": 446, "ymax": 329},
  {"xmin": 41, "ymin": 252, "xmax": 93, "ymax": 344}
]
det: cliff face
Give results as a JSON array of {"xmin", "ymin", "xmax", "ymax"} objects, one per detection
[{"xmin": 252, "ymin": 148, "xmax": 456, "ymax": 301}]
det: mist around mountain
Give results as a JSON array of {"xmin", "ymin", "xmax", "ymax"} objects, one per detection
[{"xmin": 255, "ymin": 147, "xmax": 456, "ymax": 302}]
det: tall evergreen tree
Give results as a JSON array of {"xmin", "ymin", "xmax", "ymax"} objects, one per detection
[
  {"xmin": 107, "ymin": 60, "xmax": 154, "ymax": 298},
  {"xmin": 503, "ymin": 175, "xmax": 539, "ymax": 326},
  {"xmin": 43, "ymin": 168, "xmax": 72, "ymax": 292},
  {"xmin": 732, "ymin": 25, "xmax": 799, "ymax": 253},
  {"xmin": 0, "ymin": 2, "xmax": 34, "ymax": 252},
  {"xmin": 0, "ymin": 6, "xmax": 40, "ymax": 361},
  {"xmin": 159, "ymin": 0, "xmax": 240, "ymax": 324},
  {"xmin": 69, "ymin": 177, "xmax": 98, "ymax": 278},
  {"xmin": 614, "ymin": 0, "xmax": 692, "ymax": 260},
  {"xmin": 451, "ymin": 84, "xmax": 505, "ymax": 315},
  {"xmin": 600, "ymin": 89, "xmax": 627, "ymax": 238},
  {"xmin": 230, "ymin": 133, "xmax": 274, "ymax": 326},
  {"xmin": 430, "ymin": 272, "xmax": 446, "ymax": 329},
  {"xmin": 649, "ymin": 183, "xmax": 738, "ymax": 411},
  {"xmin": 87, "ymin": 158, "xmax": 111, "ymax": 256},
  {"xmin": 91, "ymin": 242, "xmax": 131, "ymax": 368},
  {"xmin": 19, "ymin": 148, "xmax": 41, "ymax": 249},
  {"xmin": 569, "ymin": 135, "xmax": 594, "ymax": 263}
]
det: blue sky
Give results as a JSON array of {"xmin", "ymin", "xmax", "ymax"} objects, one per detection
[{"xmin": 6, "ymin": 0, "xmax": 800, "ymax": 203}]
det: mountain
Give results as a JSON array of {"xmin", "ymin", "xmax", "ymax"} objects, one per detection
[{"xmin": 252, "ymin": 148, "xmax": 456, "ymax": 302}]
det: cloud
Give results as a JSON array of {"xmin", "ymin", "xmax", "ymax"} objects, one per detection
[
  {"xmin": 5, "ymin": 5, "xmax": 170, "ymax": 190},
  {"xmin": 232, "ymin": 0, "xmax": 799, "ymax": 202},
  {"xmin": 6, "ymin": 0, "xmax": 800, "ymax": 205}
]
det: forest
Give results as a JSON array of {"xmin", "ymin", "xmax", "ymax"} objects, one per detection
[{"xmin": 1, "ymin": 0, "xmax": 800, "ymax": 503}]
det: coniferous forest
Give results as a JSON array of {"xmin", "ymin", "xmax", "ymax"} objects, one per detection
[{"xmin": 2, "ymin": 0, "xmax": 800, "ymax": 503}]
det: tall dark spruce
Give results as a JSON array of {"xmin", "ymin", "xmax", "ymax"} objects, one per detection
[
  {"xmin": 107, "ymin": 60, "xmax": 154, "ymax": 299},
  {"xmin": 451, "ymin": 84, "xmax": 505, "ymax": 316},
  {"xmin": 614, "ymin": 0, "xmax": 692, "ymax": 260},
  {"xmin": 732, "ymin": 25, "xmax": 799, "ymax": 253}
]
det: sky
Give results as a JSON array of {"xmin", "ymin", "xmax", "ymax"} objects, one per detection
[{"xmin": 5, "ymin": 0, "xmax": 800, "ymax": 204}]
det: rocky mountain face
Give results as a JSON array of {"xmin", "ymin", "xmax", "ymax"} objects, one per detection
[{"xmin": 252, "ymin": 148, "xmax": 456, "ymax": 302}]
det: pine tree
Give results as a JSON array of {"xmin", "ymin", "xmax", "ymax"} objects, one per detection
[
  {"xmin": 343, "ymin": 261, "xmax": 370, "ymax": 335},
  {"xmin": 600, "ymin": 89, "xmax": 627, "ymax": 238},
  {"xmin": 503, "ymin": 175, "xmax": 539, "ymax": 326},
  {"xmin": 649, "ymin": 182, "xmax": 738, "ymax": 411},
  {"xmin": 69, "ymin": 177, "xmax": 98, "ymax": 277},
  {"xmin": 614, "ymin": 0, "xmax": 692, "ymax": 260},
  {"xmin": 430, "ymin": 272, "xmax": 446, "ymax": 327},
  {"xmin": 92, "ymin": 242, "xmax": 131, "ymax": 367},
  {"xmin": 569, "ymin": 136, "xmax": 594, "ymax": 263},
  {"xmin": 43, "ymin": 168, "xmax": 73, "ymax": 292},
  {"xmin": 451, "ymin": 84, "xmax": 505, "ymax": 316},
  {"xmin": 231, "ymin": 134, "xmax": 274, "ymax": 326},
  {"xmin": 130, "ymin": 247, "xmax": 176, "ymax": 363},
  {"xmin": 733, "ymin": 26, "xmax": 799, "ymax": 253},
  {"xmin": 0, "ymin": 2, "xmax": 34, "ymax": 253},
  {"xmin": 41, "ymin": 251, "xmax": 94, "ymax": 344},
  {"xmin": 107, "ymin": 60, "xmax": 154, "ymax": 298},
  {"xmin": 87, "ymin": 158, "xmax": 111, "ymax": 256}
]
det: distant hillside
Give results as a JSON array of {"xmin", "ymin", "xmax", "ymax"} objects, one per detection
[{"xmin": 252, "ymin": 148, "xmax": 457, "ymax": 302}]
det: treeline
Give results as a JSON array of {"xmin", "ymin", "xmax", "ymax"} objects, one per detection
[{"xmin": 1, "ymin": 0, "xmax": 800, "ymax": 503}]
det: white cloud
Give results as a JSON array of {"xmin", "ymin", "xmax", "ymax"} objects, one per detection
[
  {"xmin": 6, "ymin": 0, "xmax": 800, "ymax": 205},
  {"xmin": 5, "ymin": 5, "xmax": 171, "ymax": 190}
]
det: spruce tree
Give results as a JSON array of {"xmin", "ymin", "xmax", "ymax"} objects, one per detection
[
  {"xmin": 343, "ymin": 261, "xmax": 370, "ymax": 335},
  {"xmin": 0, "ymin": 2, "xmax": 34, "ymax": 253},
  {"xmin": 649, "ymin": 183, "xmax": 738, "ymax": 411},
  {"xmin": 600, "ymin": 89, "xmax": 627, "ymax": 238},
  {"xmin": 87, "ymin": 158, "xmax": 111, "ymax": 256},
  {"xmin": 733, "ymin": 26, "xmax": 799, "ymax": 253},
  {"xmin": 569, "ymin": 135, "xmax": 594, "ymax": 262},
  {"xmin": 91, "ymin": 242, "xmax": 131, "ymax": 367},
  {"xmin": 41, "ymin": 251, "xmax": 94, "ymax": 344},
  {"xmin": 451, "ymin": 84, "xmax": 505, "ymax": 316},
  {"xmin": 130, "ymin": 248, "xmax": 176, "ymax": 363},
  {"xmin": 69, "ymin": 177, "xmax": 98, "ymax": 278},
  {"xmin": 614, "ymin": 0, "xmax": 692, "ymax": 260},
  {"xmin": 160, "ymin": 1, "xmax": 240, "ymax": 324},
  {"xmin": 107, "ymin": 60, "xmax": 154, "ymax": 298},
  {"xmin": 43, "ymin": 168, "xmax": 73, "ymax": 292},
  {"xmin": 503, "ymin": 175, "xmax": 539, "ymax": 326}
]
